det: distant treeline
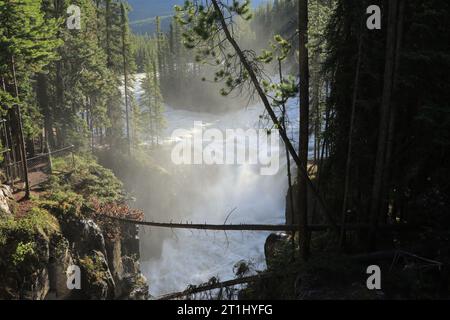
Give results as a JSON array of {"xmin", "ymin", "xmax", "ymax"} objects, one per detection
[{"xmin": 0, "ymin": 0, "xmax": 165, "ymax": 153}]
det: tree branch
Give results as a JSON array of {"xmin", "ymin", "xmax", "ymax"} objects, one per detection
[{"xmin": 210, "ymin": 0, "xmax": 337, "ymax": 231}]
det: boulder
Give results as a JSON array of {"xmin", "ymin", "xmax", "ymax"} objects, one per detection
[
  {"xmin": 62, "ymin": 218, "xmax": 107, "ymax": 258},
  {"xmin": 0, "ymin": 184, "xmax": 14, "ymax": 216},
  {"xmin": 21, "ymin": 268, "xmax": 50, "ymax": 300},
  {"xmin": 264, "ymin": 233, "xmax": 289, "ymax": 270}
]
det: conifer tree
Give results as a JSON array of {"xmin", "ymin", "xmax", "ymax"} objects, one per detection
[
  {"xmin": 0, "ymin": 0, "xmax": 60, "ymax": 126},
  {"xmin": 140, "ymin": 52, "xmax": 165, "ymax": 147}
]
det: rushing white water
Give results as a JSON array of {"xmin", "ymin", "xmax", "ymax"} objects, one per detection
[{"xmin": 132, "ymin": 74, "xmax": 310, "ymax": 297}]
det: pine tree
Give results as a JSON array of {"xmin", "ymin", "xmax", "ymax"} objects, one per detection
[
  {"xmin": 99, "ymin": 0, "xmax": 125, "ymax": 146},
  {"xmin": 140, "ymin": 52, "xmax": 165, "ymax": 147},
  {"xmin": 0, "ymin": 0, "xmax": 60, "ymax": 119}
]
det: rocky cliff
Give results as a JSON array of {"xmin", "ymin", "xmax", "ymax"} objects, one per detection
[{"xmin": 0, "ymin": 156, "xmax": 149, "ymax": 300}]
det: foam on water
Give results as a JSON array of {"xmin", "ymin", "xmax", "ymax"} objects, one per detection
[{"xmin": 132, "ymin": 74, "xmax": 311, "ymax": 297}]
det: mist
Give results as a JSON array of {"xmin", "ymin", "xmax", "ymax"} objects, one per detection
[{"xmin": 121, "ymin": 73, "xmax": 301, "ymax": 296}]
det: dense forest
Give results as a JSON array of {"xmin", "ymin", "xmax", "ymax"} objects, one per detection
[{"xmin": 0, "ymin": 0, "xmax": 449, "ymax": 301}]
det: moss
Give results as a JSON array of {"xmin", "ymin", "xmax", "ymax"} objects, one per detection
[
  {"xmin": 0, "ymin": 205, "xmax": 61, "ymax": 281},
  {"xmin": 0, "ymin": 216, "xmax": 16, "ymax": 246},
  {"xmin": 12, "ymin": 242, "xmax": 36, "ymax": 266},
  {"xmin": 0, "ymin": 206, "xmax": 60, "ymax": 244},
  {"xmin": 38, "ymin": 190, "xmax": 83, "ymax": 218},
  {"xmin": 32, "ymin": 154, "xmax": 126, "ymax": 225},
  {"xmin": 0, "ymin": 154, "xmax": 130, "ymax": 299},
  {"xmin": 17, "ymin": 207, "xmax": 61, "ymax": 237},
  {"xmin": 7, "ymin": 155, "xmax": 127, "ymax": 242},
  {"xmin": 47, "ymin": 154, "xmax": 125, "ymax": 204},
  {"xmin": 79, "ymin": 253, "xmax": 110, "ymax": 285},
  {"xmin": 80, "ymin": 256, "xmax": 103, "ymax": 279}
]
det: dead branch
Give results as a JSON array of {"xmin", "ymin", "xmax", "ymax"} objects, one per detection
[{"xmin": 157, "ymin": 272, "xmax": 286, "ymax": 300}]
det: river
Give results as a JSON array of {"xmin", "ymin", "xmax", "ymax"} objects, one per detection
[{"xmin": 132, "ymin": 74, "xmax": 306, "ymax": 298}]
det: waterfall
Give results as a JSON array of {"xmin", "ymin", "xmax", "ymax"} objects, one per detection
[{"xmin": 133, "ymin": 74, "xmax": 308, "ymax": 297}]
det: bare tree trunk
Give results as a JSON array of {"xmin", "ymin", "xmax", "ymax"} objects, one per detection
[
  {"xmin": 311, "ymin": 84, "xmax": 331, "ymax": 225},
  {"xmin": 6, "ymin": 112, "xmax": 18, "ymax": 186},
  {"xmin": 1, "ymin": 119, "xmax": 13, "ymax": 186},
  {"xmin": 55, "ymin": 61, "xmax": 64, "ymax": 147},
  {"xmin": 104, "ymin": 0, "xmax": 114, "ymax": 144},
  {"xmin": 339, "ymin": 22, "xmax": 364, "ymax": 248},
  {"xmin": 10, "ymin": 55, "xmax": 19, "ymax": 98},
  {"xmin": 10, "ymin": 54, "xmax": 30, "ymax": 198},
  {"xmin": 105, "ymin": 0, "xmax": 112, "ymax": 68},
  {"xmin": 210, "ymin": 0, "xmax": 337, "ymax": 233},
  {"xmin": 369, "ymin": 0, "xmax": 399, "ymax": 249},
  {"xmin": 152, "ymin": 59, "xmax": 159, "ymax": 148},
  {"xmin": 381, "ymin": 0, "xmax": 405, "ymax": 223},
  {"xmin": 89, "ymin": 99, "xmax": 95, "ymax": 153},
  {"xmin": 121, "ymin": 4, "xmax": 131, "ymax": 155},
  {"xmin": 298, "ymin": 0, "xmax": 310, "ymax": 260},
  {"xmin": 36, "ymin": 73, "xmax": 55, "ymax": 148},
  {"xmin": 278, "ymin": 60, "xmax": 295, "ymax": 251},
  {"xmin": 15, "ymin": 105, "xmax": 30, "ymax": 199},
  {"xmin": 311, "ymin": 51, "xmax": 321, "ymax": 166}
]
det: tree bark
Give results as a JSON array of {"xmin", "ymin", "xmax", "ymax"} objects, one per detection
[
  {"xmin": 121, "ymin": 4, "xmax": 131, "ymax": 155},
  {"xmin": 36, "ymin": 73, "xmax": 55, "ymax": 148},
  {"xmin": 339, "ymin": 20, "xmax": 365, "ymax": 248},
  {"xmin": 298, "ymin": 0, "xmax": 310, "ymax": 260},
  {"xmin": 10, "ymin": 55, "xmax": 19, "ymax": 98},
  {"xmin": 98, "ymin": 213, "xmax": 415, "ymax": 233},
  {"xmin": 15, "ymin": 105, "xmax": 30, "ymax": 199},
  {"xmin": 381, "ymin": 0, "xmax": 405, "ymax": 224},
  {"xmin": 278, "ymin": 59, "xmax": 296, "ymax": 252},
  {"xmin": 369, "ymin": 0, "xmax": 399, "ymax": 249},
  {"xmin": 105, "ymin": 0, "xmax": 112, "ymax": 68}
]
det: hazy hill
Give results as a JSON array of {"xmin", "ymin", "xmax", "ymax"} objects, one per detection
[
  {"xmin": 127, "ymin": 0, "xmax": 267, "ymax": 34},
  {"xmin": 128, "ymin": 0, "xmax": 183, "ymax": 22}
]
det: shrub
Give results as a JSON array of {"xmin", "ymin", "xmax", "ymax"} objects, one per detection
[
  {"xmin": 49, "ymin": 154, "xmax": 124, "ymax": 203},
  {"xmin": 16, "ymin": 207, "xmax": 61, "ymax": 237},
  {"xmin": 12, "ymin": 242, "xmax": 35, "ymax": 266}
]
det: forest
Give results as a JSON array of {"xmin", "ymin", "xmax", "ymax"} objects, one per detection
[{"xmin": 0, "ymin": 0, "xmax": 449, "ymax": 301}]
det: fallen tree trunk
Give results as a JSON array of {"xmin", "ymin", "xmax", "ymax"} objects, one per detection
[
  {"xmin": 157, "ymin": 272, "xmax": 284, "ymax": 300},
  {"xmin": 101, "ymin": 215, "xmax": 301, "ymax": 231},
  {"xmin": 99, "ymin": 215, "xmax": 416, "ymax": 233}
]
